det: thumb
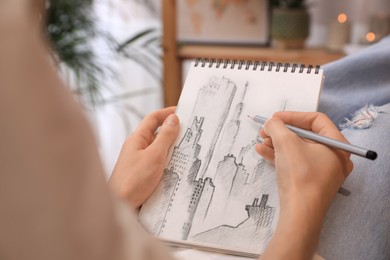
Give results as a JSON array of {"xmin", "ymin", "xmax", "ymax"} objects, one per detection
[{"xmin": 150, "ymin": 114, "xmax": 180, "ymax": 154}]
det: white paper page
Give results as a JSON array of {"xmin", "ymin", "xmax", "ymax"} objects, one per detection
[{"xmin": 139, "ymin": 61, "xmax": 324, "ymax": 255}]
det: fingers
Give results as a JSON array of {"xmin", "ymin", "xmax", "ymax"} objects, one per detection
[
  {"xmin": 131, "ymin": 107, "xmax": 176, "ymax": 149},
  {"xmin": 272, "ymin": 111, "xmax": 352, "ymax": 164},
  {"xmin": 272, "ymin": 111, "xmax": 348, "ymax": 143},
  {"xmin": 262, "ymin": 117, "xmax": 302, "ymax": 154},
  {"xmin": 256, "ymin": 138, "xmax": 275, "ymax": 162},
  {"xmin": 149, "ymin": 113, "xmax": 180, "ymax": 157},
  {"xmin": 263, "ymin": 111, "xmax": 354, "ymax": 175},
  {"xmin": 256, "ymin": 118, "xmax": 303, "ymax": 163},
  {"xmin": 136, "ymin": 107, "xmax": 176, "ymax": 134}
]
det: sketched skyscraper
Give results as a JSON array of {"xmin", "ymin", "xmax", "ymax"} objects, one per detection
[
  {"xmin": 190, "ymin": 76, "xmax": 237, "ymax": 179},
  {"xmin": 140, "ymin": 117, "xmax": 204, "ymax": 238},
  {"xmin": 156, "ymin": 117, "xmax": 204, "ymax": 239},
  {"xmin": 209, "ymin": 81, "xmax": 249, "ymax": 179}
]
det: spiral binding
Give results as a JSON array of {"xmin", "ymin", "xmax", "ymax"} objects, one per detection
[{"xmin": 194, "ymin": 58, "xmax": 320, "ymax": 74}]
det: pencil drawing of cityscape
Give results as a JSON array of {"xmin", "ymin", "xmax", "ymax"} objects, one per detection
[{"xmin": 140, "ymin": 75, "xmax": 279, "ymax": 253}]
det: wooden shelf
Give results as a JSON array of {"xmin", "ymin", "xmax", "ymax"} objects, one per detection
[
  {"xmin": 178, "ymin": 45, "xmax": 344, "ymax": 66},
  {"xmin": 161, "ymin": 0, "xmax": 344, "ymax": 107}
]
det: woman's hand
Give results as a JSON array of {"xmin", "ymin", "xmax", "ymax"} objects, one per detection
[
  {"xmin": 256, "ymin": 111, "xmax": 353, "ymax": 260},
  {"xmin": 257, "ymin": 111, "xmax": 353, "ymax": 216},
  {"xmin": 109, "ymin": 107, "xmax": 180, "ymax": 209}
]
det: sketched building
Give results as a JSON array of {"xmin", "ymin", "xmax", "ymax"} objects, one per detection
[
  {"xmin": 191, "ymin": 194, "xmax": 275, "ymax": 251},
  {"xmin": 245, "ymin": 195, "xmax": 275, "ymax": 229},
  {"xmin": 190, "ymin": 177, "xmax": 215, "ymax": 234},
  {"xmin": 212, "ymin": 154, "xmax": 240, "ymax": 205},
  {"xmin": 168, "ymin": 116, "xmax": 204, "ymax": 176},
  {"xmin": 192, "ymin": 76, "xmax": 237, "ymax": 179},
  {"xmin": 154, "ymin": 76, "xmax": 238, "ymax": 240},
  {"xmin": 159, "ymin": 174, "xmax": 216, "ymax": 240},
  {"xmin": 202, "ymin": 154, "xmax": 243, "ymax": 228},
  {"xmin": 206, "ymin": 153, "xmax": 264, "ymax": 229},
  {"xmin": 237, "ymin": 136, "xmax": 262, "ymax": 184},
  {"xmin": 157, "ymin": 116, "xmax": 209, "ymax": 239},
  {"xmin": 210, "ymin": 81, "xmax": 249, "ymax": 179},
  {"xmin": 144, "ymin": 168, "xmax": 179, "ymax": 235},
  {"xmin": 250, "ymin": 157, "xmax": 265, "ymax": 184},
  {"xmin": 186, "ymin": 177, "xmax": 215, "ymax": 238}
]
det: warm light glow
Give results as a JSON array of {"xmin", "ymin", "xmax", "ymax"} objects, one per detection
[
  {"xmin": 366, "ymin": 32, "xmax": 376, "ymax": 42},
  {"xmin": 338, "ymin": 13, "xmax": 348, "ymax": 23}
]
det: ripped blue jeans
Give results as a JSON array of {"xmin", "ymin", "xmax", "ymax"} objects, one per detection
[{"xmin": 317, "ymin": 103, "xmax": 390, "ymax": 260}]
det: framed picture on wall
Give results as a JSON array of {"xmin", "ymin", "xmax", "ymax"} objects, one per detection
[{"xmin": 177, "ymin": 0, "xmax": 270, "ymax": 45}]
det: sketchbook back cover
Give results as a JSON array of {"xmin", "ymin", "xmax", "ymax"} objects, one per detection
[{"xmin": 139, "ymin": 61, "xmax": 324, "ymax": 255}]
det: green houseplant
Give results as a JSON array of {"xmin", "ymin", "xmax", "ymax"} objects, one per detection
[
  {"xmin": 269, "ymin": 0, "xmax": 310, "ymax": 49},
  {"xmin": 45, "ymin": 0, "xmax": 162, "ymax": 125},
  {"xmin": 46, "ymin": 0, "xmax": 107, "ymax": 106},
  {"xmin": 45, "ymin": 0, "xmax": 164, "ymax": 132}
]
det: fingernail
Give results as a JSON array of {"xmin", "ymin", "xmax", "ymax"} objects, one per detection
[
  {"xmin": 262, "ymin": 123, "xmax": 268, "ymax": 135},
  {"xmin": 164, "ymin": 114, "xmax": 178, "ymax": 127}
]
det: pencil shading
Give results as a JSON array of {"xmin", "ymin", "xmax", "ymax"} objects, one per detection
[{"xmin": 139, "ymin": 60, "xmax": 324, "ymax": 255}]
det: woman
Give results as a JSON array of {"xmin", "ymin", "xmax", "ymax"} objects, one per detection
[{"xmin": 0, "ymin": 2, "xmax": 353, "ymax": 259}]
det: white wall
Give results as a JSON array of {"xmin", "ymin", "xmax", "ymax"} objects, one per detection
[
  {"xmin": 307, "ymin": 0, "xmax": 390, "ymax": 46},
  {"xmin": 91, "ymin": 0, "xmax": 163, "ymax": 178}
]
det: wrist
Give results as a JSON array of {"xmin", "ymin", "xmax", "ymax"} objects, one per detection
[
  {"xmin": 261, "ymin": 194, "xmax": 324, "ymax": 260},
  {"xmin": 278, "ymin": 202, "xmax": 324, "ymax": 239},
  {"xmin": 278, "ymin": 185, "xmax": 330, "ymax": 225},
  {"xmin": 109, "ymin": 174, "xmax": 141, "ymax": 209}
]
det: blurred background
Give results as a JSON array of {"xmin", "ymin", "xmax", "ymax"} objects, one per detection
[{"xmin": 44, "ymin": 0, "xmax": 390, "ymax": 177}]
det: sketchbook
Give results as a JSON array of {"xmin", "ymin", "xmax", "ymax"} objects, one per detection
[{"xmin": 139, "ymin": 58, "xmax": 324, "ymax": 256}]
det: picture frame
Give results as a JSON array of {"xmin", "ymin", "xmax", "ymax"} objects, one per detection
[{"xmin": 177, "ymin": 0, "xmax": 270, "ymax": 46}]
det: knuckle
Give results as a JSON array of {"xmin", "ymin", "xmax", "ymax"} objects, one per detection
[
  {"xmin": 277, "ymin": 130, "xmax": 293, "ymax": 140},
  {"xmin": 315, "ymin": 112, "xmax": 330, "ymax": 122},
  {"xmin": 147, "ymin": 113, "xmax": 159, "ymax": 125},
  {"xmin": 148, "ymin": 146, "xmax": 167, "ymax": 160},
  {"xmin": 272, "ymin": 111, "xmax": 284, "ymax": 118},
  {"xmin": 161, "ymin": 124, "xmax": 179, "ymax": 139}
]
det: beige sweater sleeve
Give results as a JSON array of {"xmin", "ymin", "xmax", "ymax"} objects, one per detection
[
  {"xmin": 114, "ymin": 201, "xmax": 176, "ymax": 260},
  {"xmin": 0, "ymin": 11, "xmax": 174, "ymax": 260}
]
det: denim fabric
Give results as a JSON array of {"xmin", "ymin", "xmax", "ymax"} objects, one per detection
[
  {"xmin": 319, "ymin": 36, "xmax": 390, "ymax": 127},
  {"xmin": 317, "ymin": 103, "xmax": 390, "ymax": 260},
  {"xmin": 318, "ymin": 36, "xmax": 390, "ymax": 260},
  {"xmin": 317, "ymin": 33, "xmax": 390, "ymax": 260}
]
